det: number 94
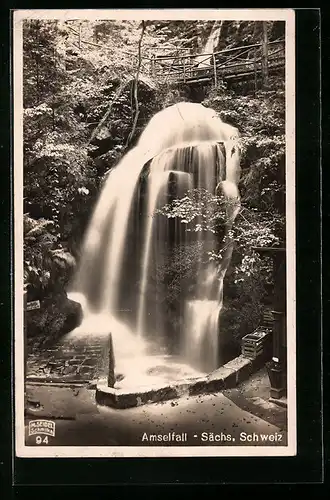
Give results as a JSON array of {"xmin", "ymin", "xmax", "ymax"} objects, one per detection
[{"xmin": 36, "ymin": 435, "xmax": 49, "ymax": 444}]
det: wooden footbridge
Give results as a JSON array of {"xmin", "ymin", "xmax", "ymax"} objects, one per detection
[
  {"xmin": 66, "ymin": 23, "xmax": 284, "ymax": 89},
  {"xmin": 143, "ymin": 39, "xmax": 285, "ymax": 87}
]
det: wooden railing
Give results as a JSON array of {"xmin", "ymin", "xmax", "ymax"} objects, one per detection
[
  {"xmin": 64, "ymin": 26, "xmax": 285, "ymax": 88},
  {"xmin": 144, "ymin": 39, "xmax": 285, "ymax": 86}
]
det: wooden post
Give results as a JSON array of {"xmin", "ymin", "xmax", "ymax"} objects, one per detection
[
  {"xmin": 78, "ymin": 22, "xmax": 82, "ymax": 50},
  {"xmin": 254, "ymin": 46, "xmax": 258, "ymax": 94},
  {"xmin": 262, "ymin": 21, "xmax": 269, "ymax": 88},
  {"xmin": 252, "ymin": 247, "xmax": 286, "ymax": 400},
  {"xmin": 213, "ymin": 53, "xmax": 217, "ymax": 88},
  {"xmin": 107, "ymin": 333, "xmax": 115, "ymax": 388},
  {"xmin": 152, "ymin": 54, "xmax": 155, "ymax": 78},
  {"xmin": 188, "ymin": 49, "xmax": 191, "ymax": 78},
  {"xmin": 183, "ymin": 53, "xmax": 186, "ymax": 82}
]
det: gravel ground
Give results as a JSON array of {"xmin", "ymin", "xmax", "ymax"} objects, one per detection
[{"xmin": 24, "ymin": 332, "xmax": 287, "ymax": 450}]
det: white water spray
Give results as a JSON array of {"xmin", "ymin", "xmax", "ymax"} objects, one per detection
[{"xmin": 69, "ymin": 102, "xmax": 241, "ymax": 373}]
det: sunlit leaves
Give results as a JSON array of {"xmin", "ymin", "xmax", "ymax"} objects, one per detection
[
  {"xmin": 157, "ymin": 186, "xmax": 282, "ymax": 286},
  {"xmin": 156, "ymin": 188, "xmax": 230, "ymax": 234}
]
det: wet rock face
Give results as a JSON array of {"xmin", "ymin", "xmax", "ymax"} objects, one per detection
[
  {"xmin": 62, "ymin": 297, "xmax": 83, "ymax": 334},
  {"xmin": 26, "ymin": 293, "xmax": 83, "ymax": 340}
]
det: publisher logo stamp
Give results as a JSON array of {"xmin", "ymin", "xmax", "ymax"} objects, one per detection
[{"xmin": 28, "ymin": 420, "xmax": 55, "ymax": 444}]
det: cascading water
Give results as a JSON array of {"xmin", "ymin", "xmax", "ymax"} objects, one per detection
[
  {"xmin": 196, "ymin": 21, "xmax": 223, "ymax": 68},
  {"xmin": 137, "ymin": 166, "xmax": 193, "ymax": 340},
  {"xmin": 69, "ymin": 102, "xmax": 241, "ymax": 377}
]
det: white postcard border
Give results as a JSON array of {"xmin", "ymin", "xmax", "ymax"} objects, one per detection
[{"xmin": 14, "ymin": 8, "xmax": 296, "ymax": 458}]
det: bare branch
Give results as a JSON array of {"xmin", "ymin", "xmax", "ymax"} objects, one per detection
[{"xmin": 87, "ymin": 79, "xmax": 131, "ymax": 146}]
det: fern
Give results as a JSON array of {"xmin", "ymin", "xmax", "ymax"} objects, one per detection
[{"xmin": 24, "ymin": 214, "xmax": 75, "ymax": 293}]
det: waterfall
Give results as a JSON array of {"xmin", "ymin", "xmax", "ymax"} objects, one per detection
[
  {"xmin": 68, "ymin": 102, "xmax": 241, "ymax": 374},
  {"xmin": 137, "ymin": 166, "xmax": 193, "ymax": 340},
  {"xmin": 196, "ymin": 21, "xmax": 223, "ymax": 68}
]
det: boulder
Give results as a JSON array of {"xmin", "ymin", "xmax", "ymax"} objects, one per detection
[
  {"xmin": 61, "ymin": 296, "xmax": 83, "ymax": 334},
  {"xmin": 26, "ymin": 292, "xmax": 83, "ymax": 341}
]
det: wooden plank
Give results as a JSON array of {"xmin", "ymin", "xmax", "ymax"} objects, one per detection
[
  {"xmin": 216, "ymin": 46, "xmax": 254, "ymax": 69},
  {"xmin": 262, "ymin": 21, "xmax": 269, "ymax": 87},
  {"xmin": 158, "ymin": 38, "xmax": 284, "ymax": 85},
  {"xmin": 172, "ymin": 51, "xmax": 283, "ymax": 77},
  {"xmin": 177, "ymin": 77, "xmax": 211, "ymax": 84},
  {"xmin": 213, "ymin": 53, "xmax": 217, "ymax": 88},
  {"xmin": 176, "ymin": 60, "xmax": 284, "ymax": 85},
  {"xmin": 183, "ymin": 54, "xmax": 186, "ymax": 82},
  {"xmin": 222, "ymin": 66, "xmax": 284, "ymax": 81},
  {"xmin": 254, "ymin": 46, "xmax": 258, "ymax": 93},
  {"xmin": 149, "ymin": 39, "xmax": 284, "ymax": 61},
  {"xmin": 217, "ymin": 57, "xmax": 283, "ymax": 75}
]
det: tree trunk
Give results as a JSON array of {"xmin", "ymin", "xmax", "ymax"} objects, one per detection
[
  {"xmin": 52, "ymin": 46, "xmax": 56, "ymax": 132},
  {"xmin": 254, "ymin": 46, "xmax": 258, "ymax": 95},
  {"xmin": 87, "ymin": 79, "xmax": 130, "ymax": 145},
  {"xmin": 262, "ymin": 21, "xmax": 269, "ymax": 88},
  {"xmin": 126, "ymin": 20, "xmax": 145, "ymax": 147}
]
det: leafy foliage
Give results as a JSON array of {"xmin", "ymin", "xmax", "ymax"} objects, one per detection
[
  {"xmin": 24, "ymin": 215, "xmax": 75, "ymax": 295},
  {"xmin": 22, "ymin": 18, "xmax": 165, "ymax": 324},
  {"xmin": 157, "ymin": 188, "xmax": 230, "ymax": 233},
  {"xmin": 150, "ymin": 241, "xmax": 206, "ymax": 305},
  {"xmin": 157, "ymin": 188, "xmax": 281, "ymax": 271},
  {"xmin": 22, "ymin": 18, "xmax": 285, "ymax": 343},
  {"xmin": 202, "ymin": 89, "xmax": 286, "ymax": 215}
]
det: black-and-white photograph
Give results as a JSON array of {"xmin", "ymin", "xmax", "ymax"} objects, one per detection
[{"xmin": 14, "ymin": 9, "xmax": 296, "ymax": 457}]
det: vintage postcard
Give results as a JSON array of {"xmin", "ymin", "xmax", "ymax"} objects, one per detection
[{"xmin": 14, "ymin": 8, "xmax": 296, "ymax": 458}]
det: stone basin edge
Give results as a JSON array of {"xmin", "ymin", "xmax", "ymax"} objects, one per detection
[{"xmin": 95, "ymin": 354, "xmax": 266, "ymax": 409}]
